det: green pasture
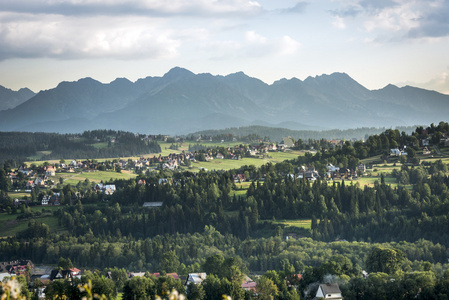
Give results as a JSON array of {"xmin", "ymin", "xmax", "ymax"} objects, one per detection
[
  {"xmin": 62, "ymin": 170, "xmax": 137, "ymax": 185},
  {"xmin": 0, "ymin": 213, "xmax": 63, "ymax": 238},
  {"xmin": 230, "ymin": 182, "xmax": 253, "ymax": 198},
  {"xmin": 188, "ymin": 157, "xmax": 268, "ymax": 171},
  {"xmin": 265, "ymin": 150, "xmax": 306, "ymax": 162},
  {"xmin": 273, "ymin": 219, "xmax": 313, "ymax": 230},
  {"xmin": 8, "ymin": 191, "xmax": 31, "ymax": 199}
]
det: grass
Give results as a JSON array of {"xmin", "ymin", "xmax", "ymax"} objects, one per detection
[
  {"xmin": 8, "ymin": 191, "xmax": 31, "ymax": 199},
  {"xmin": 266, "ymin": 150, "xmax": 306, "ymax": 162},
  {"xmin": 230, "ymin": 182, "xmax": 253, "ymax": 198},
  {"xmin": 272, "ymin": 219, "xmax": 313, "ymax": 229},
  {"xmin": 0, "ymin": 211, "xmax": 64, "ymax": 238},
  {"xmin": 184, "ymin": 150, "xmax": 306, "ymax": 172},
  {"xmin": 62, "ymin": 170, "xmax": 137, "ymax": 185}
]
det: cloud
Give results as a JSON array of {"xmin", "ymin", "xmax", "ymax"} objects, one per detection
[
  {"xmin": 332, "ymin": 0, "xmax": 449, "ymax": 40},
  {"xmin": 0, "ymin": 0, "xmax": 269, "ymax": 61},
  {"xmin": 281, "ymin": 2, "xmax": 309, "ymax": 14},
  {"xmin": 243, "ymin": 31, "xmax": 300, "ymax": 57},
  {"xmin": 0, "ymin": 0, "xmax": 264, "ymax": 17},
  {"xmin": 332, "ymin": 16, "xmax": 346, "ymax": 29},
  {"xmin": 202, "ymin": 31, "xmax": 300, "ymax": 60},
  {"xmin": 0, "ymin": 13, "xmax": 181, "ymax": 60}
]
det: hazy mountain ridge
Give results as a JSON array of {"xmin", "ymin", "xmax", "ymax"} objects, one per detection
[
  {"xmin": 0, "ymin": 67, "xmax": 448, "ymax": 134},
  {"xmin": 0, "ymin": 85, "xmax": 35, "ymax": 111}
]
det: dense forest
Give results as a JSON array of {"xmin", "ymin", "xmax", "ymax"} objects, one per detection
[
  {"xmin": 1, "ymin": 122, "xmax": 449, "ymax": 299},
  {"xmin": 0, "ymin": 130, "xmax": 161, "ymax": 164}
]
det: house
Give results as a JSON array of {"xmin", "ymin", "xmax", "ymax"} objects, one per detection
[
  {"xmin": 241, "ymin": 275, "xmax": 256, "ymax": 291},
  {"xmin": 216, "ymin": 153, "xmax": 225, "ymax": 159},
  {"xmin": 315, "ymin": 283, "xmax": 343, "ymax": 300},
  {"xmin": 41, "ymin": 195, "xmax": 49, "ymax": 206},
  {"xmin": 280, "ymin": 137, "xmax": 295, "ymax": 149},
  {"xmin": 233, "ymin": 174, "xmax": 246, "ymax": 183},
  {"xmin": 70, "ymin": 268, "xmax": 81, "ymax": 276},
  {"xmin": 45, "ymin": 166, "xmax": 56, "ymax": 176},
  {"xmin": 0, "ymin": 260, "xmax": 34, "ymax": 275},
  {"xmin": 421, "ymin": 139, "xmax": 430, "ymax": 146},
  {"xmin": 49, "ymin": 269, "xmax": 73, "ymax": 281},
  {"xmin": 390, "ymin": 148, "xmax": 407, "ymax": 156},
  {"xmin": 95, "ymin": 184, "xmax": 116, "ymax": 195},
  {"xmin": 185, "ymin": 273, "xmax": 207, "ymax": 286},
  {"xmin": 327, "ymin": 164, "xmax": 339, "ymax": 173},
  {"xmin": 357, "ymin": 164, "xmax": 366, "ymax": 173}
]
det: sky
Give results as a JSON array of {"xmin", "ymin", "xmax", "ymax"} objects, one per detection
[{"xmin": 0, "ymin": 0, "xmax": 448, "ymax": 94}]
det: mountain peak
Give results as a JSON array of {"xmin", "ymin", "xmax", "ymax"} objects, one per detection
[
  {"xmin": 163, "ymin": 67, "xmax": 194, "ymax": 81},
  {"xmin": 110, "ymin": 77, "xmax": 133, "ymax": 87}
]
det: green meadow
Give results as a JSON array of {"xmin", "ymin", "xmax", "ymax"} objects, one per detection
[
  {"xmin": 0, "ymin": 210, "xmax": 64, "ymax": 238},
  {"xmin": 273, "ymin": 219, "xmax": 313, "ymax": 230}
]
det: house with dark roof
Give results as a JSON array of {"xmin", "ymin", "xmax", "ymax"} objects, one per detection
[
  {"xmin": 49, "ymin": 269, "xmax": 73, "ymax": 281},
  {"xmin": 315, "ymin": 283, "xmax": 343, "ymax": 299}
]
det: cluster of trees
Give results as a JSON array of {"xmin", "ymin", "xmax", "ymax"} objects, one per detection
[{"xmin": 0, "ymin": 130, "xmax": 160, "ymax": 164}]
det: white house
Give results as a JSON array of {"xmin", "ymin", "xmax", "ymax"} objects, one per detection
[
  {"xmin": 315, "ymin": 283, "xmax": 343, "ymax": 300},
  {"xmin": 185, "ymin": 273, "xmax": 207, "ymax": 287}
]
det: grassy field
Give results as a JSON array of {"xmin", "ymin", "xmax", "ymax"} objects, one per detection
[
  {"xmin": 183, "ymin": 150, "xmax": 306, "ymax": 172},
  {"xmin": 8, "ymin": 191, "xmax": 31, "ymax": 199},
  {"xmin": 0, "ymin": 210, "xmax": 64, "ymax": 238},
  {"xmin": 273, "ymin": 219, "xmax": 313, "ymax": 229},
  {"xmin": 230, "ymin": 182, "xmax": 252, "ymax": 197},
  {"xmin": 60, "ymin": 170, "xmax": 137, "ymax": 185}
]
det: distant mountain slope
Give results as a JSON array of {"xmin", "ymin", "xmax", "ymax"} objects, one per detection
[
  {"xmin": 0, "ymin": 85, "xmax": 35, "ymax": 111},
  {"xmin": 0, "ymin": 67, "xmax": 448, "ymax": 134}
]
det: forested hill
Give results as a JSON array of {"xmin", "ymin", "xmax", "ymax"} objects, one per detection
[
  {"xmin": 192, "ymin": 125, "xmax": 417, "ymax": 142},
  {"xmin": 0, "ymin": 130, "xmax": 161, "ymax": 163}
]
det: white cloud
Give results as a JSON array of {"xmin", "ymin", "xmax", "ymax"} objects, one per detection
[
  {"xmin": 279, "ymin": 36, "xmax": 301, "ymax": 55},
  {"xmin": 332, "ymin": 16, "xmax": 346, "ymax": 29},
  {"xmin": 245, "ymin": 30, "xmax": 267, "ymax": 44},
  {"xmin": 198, "ymin": 30, "xmax": 300, "ymax": 60},
  {"xmin": 332, "ymin": 0, "xmax": 449, "ymax": 40},
  {"xmin": 0, "ymin": 0, "xmax": 264, "ymax": 17},
  {"xmin": 0, "ymin": 13, "xmax": 181, "ymax": 60}
]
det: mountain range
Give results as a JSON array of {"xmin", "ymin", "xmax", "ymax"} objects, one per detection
[
  {"xmin": 0, "ymin": 67, "xmax": 448, "ymax": 135},
  {"xmin": 0, "ymin": 85, "xmax": 35, "ymax": 111}
]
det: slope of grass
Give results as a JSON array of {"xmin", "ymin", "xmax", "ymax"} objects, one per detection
[{"xmin": 0, "ymin": 213, "xmax": 64, "ymax": 238}]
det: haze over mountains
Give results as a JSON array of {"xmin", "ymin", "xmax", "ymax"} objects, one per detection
[{"xmin": 0, "ymin": 67, "xmax": 448, "ymax": 135}]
